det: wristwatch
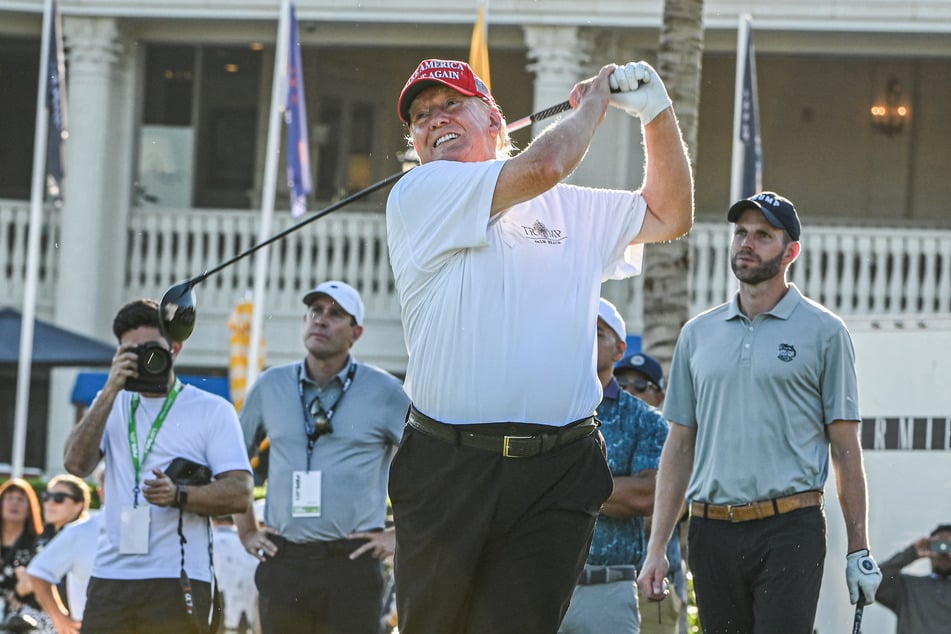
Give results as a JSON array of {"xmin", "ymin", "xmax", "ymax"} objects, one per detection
[{"xmin": 173, "ymin": 484, "xmax": 188, "ymax": 509}]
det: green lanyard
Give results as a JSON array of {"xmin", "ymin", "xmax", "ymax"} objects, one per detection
[{"xmin": 128, "ymin": 379, "xmax": 183, "ymax": 506}]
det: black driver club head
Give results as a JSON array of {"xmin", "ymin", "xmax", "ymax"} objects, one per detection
[{"xmin": 159, "ymin": 279, "xmax": 198, "ymax": 342}]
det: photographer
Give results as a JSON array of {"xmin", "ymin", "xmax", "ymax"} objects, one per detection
[
  {"xmin": 64, "ymin": 298, "xmax": 253, "ymax": 634},
  {"xmin": 877, "ymin": 524, "xmax": 951, "ymax": 633}
]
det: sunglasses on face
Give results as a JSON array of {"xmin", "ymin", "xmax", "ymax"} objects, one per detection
[
  {"xmin": 617, "ymin": 378, "xmax": 659, "ymax": 394},
  {"xmin": 42, "ymin": 491, "xmax": 81, "ymax": 504}
]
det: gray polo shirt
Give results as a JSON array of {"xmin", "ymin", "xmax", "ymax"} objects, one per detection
[
  {"xmin": 664, "ymin": 284, "xmax": 860, "ymax": 505},
  {"xmin": 241, "ymin": 359, "xmax": 410, "ymax": 542}
]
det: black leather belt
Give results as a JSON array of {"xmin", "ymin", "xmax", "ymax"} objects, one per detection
[
  {"xmin": 407, "ymin": 406, "xmax": 599, "ymax": 458},
  {"xmin": 270, "ymin": 534, "xmax": 368, "ymax": 559},
  {"xmin": 577, "ymin": 564, "xmax": 638, "ymax": 585}
]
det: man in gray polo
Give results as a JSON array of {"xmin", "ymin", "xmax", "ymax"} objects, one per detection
[
  {"xmin": 233, "ymin": 280, "xmax": 410, "ymax": 634},
  {"xmin": 638, "ymin": 192, "xmax": 883, "ymax": 633}
]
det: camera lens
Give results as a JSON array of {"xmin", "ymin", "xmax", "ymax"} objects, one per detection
[{"xmin": 142, "ymin": 349, "xmax": 169, "ymax": 374}]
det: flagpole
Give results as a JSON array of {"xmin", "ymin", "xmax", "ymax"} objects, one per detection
[
  {"xmin": 730, "ymin": 14, "xmax": 751, "ymax": 202},
  {"xmin": 729, "ymin": 14, "xmax": 761, "ymax": 202},
  {"xmin": 247, "ymin": 0, "xmax": 291, "ymax": 390},
  {"xmin": 12, "ymin": 0, "xmax": 56, "ymax": 478}
]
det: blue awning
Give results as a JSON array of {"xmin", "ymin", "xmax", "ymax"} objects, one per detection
[
  {"xmin": 71, "ymin": 371, "xmax": 231, "ymax": 406},
  {"xmin": 0, "ymin": 307, "xmax": 115, "ymax": 366}
]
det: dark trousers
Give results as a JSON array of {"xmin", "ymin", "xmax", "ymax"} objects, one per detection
[
  {"xmin": 687, "ymin": 506, "xmax": 827, "ymax": 634},
  {"xmin": 82, "ymin": 576, "xmax": 212, "ymax": 634},
  {"xmin": 255, "ymin": 537, "xmax": 384, "ymax": 634},
  {"xmin": 389, "ymin": 424, "xmax": 614, "ymax": 634}
]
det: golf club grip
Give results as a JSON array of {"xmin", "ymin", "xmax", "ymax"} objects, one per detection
[
  {"xmin": 507, "ymin": 100, "xmax": 572, "ymax": 132},
  {"xmin": 507, "ymin": 84, "xmax": 627, "ymax": 134},
  {"xmin": 852, "ymin": 602, "xmax": 864, "ymax": 634}
]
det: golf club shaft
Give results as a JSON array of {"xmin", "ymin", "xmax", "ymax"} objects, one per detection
[
  {"xmin": 185, "ymin": 170, "xmax": 406, "ymax": 288},
  {"xmin": 180, "ymin": 95, "xmax": 592, "ymax": 288}
]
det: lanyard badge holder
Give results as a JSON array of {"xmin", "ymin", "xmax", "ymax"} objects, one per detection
[
  {"xmin": 298, "ymin": 361, "xmax": 357, "ymax": 471},
  {"xmin": 292, "ymin": 362, "xmax": 357, "ymax": 518}
]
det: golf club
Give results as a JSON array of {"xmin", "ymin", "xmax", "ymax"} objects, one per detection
[
  {"xmin": 158, "ymin": 170, "xmax": 402, "ymax": 342},
  {"xmin": 159, "ymin": 87, "xmax": 627, "ymax": 341},
  {"xmin": 852, "ymin": 590, "xmax": 865, "ymax": 634}
]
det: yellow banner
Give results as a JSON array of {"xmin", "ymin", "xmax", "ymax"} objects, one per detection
[{"xmin": 468, "ymin": 3, "xmax": 491, "ymax": 90}]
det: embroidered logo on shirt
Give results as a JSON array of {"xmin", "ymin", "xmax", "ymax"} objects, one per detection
[
  {"xmin": 777, "ymin": 343, "xmax": 796, "ymax": 362},
  {"xmin": 521, "ymin": 219, "xmax": 567, "ymax": 244}
]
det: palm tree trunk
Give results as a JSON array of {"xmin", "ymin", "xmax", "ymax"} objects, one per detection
[{"xmin": 642, "ymin": 0, "xmax": 705, "ymax": 367}]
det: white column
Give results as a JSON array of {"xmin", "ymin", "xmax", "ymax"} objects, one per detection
[
  {"xmin": 46, "ymin": 17, "xmax": 121, "ymax": 476},
  {"xmin": 584, "ymin": 33, "xmax": 649, "ymax": 191},
  {"xmin": 522, "ymin": 25, "xmax": 590, "ymax": 139},
  {"xmin": 522, "ymin": 27, "xmax": 647, "ymax": 190},
  {"xmin": 54, "ymin": 16, "xmax": 121, "ymax": 335}
]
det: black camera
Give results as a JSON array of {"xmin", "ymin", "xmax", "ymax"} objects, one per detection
[
  {"xmin": 165, "ymin": 457, "xmax": 212, "ymax": 486},
  {"xmin": 125, "ymin": 341, "xmax": 173, "ymax": 394},
  {"xmin": 932, "ymin": 540, "xmax": 951, "ymax": 555}
]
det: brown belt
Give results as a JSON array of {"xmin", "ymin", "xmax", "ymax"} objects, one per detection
[{"xmin": 690, "ymin": 490, "xmax": 823, "ymax": 523}]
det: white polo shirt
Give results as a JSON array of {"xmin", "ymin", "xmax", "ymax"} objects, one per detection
[{"xmin": 386, "ymin": 159, "xmax": 646, "ymax": 426}]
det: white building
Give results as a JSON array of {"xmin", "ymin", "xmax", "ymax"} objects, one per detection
[{"xmin": 1, "ymin": 2, "xmax": 948, "ymax": 632}]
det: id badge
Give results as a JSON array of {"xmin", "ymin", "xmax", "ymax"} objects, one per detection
[
  {"xmin": 119, "ymin": 505, "xmax": 151, "ymax": 554},
  {"xmin": 291, "ymin": 470, "xmax": 322, "ymax": 517}
]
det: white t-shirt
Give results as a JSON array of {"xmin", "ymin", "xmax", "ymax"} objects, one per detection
[
  {"xmin": 94, "ymin": 384, "xmax": 251, "ymax": 581},
  {"xmin": 386, "ymin": 159, "xmax": 645, "ymax": 425},
  {"xmin": 27, "ymin": 513, "xmax": 103, "ymax": 620}
]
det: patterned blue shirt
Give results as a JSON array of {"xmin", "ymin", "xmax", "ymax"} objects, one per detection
[{"xmin": 587, "ymin": 378, "xmax": 669, "ymax": 566}]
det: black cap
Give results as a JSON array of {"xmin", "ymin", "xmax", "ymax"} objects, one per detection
[{"xmin": 727, "ymin": 191, "xmax": 801, "ymax": 241}]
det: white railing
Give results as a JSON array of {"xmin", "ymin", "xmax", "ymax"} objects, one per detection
[
  {"xmin": 124, "ymin": 206, "xmax": 400, "ymax": 317},
  {"xmin": 3, "ymin": 199, "xmax": 950, "ymax": 355},
  {"xmin": 0, "ymin": 200, "xmax": 62, "ymax": 316},
  {"xmin": 691, "ymin": 223, "xmax": 951, "ymax": 320}
]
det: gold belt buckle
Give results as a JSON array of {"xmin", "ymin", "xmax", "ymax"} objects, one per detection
[
  {"xmin": 728, "ymin": 504, "xmax": 749, "ymax": 522},
  {"xmin": 502, "ymin": 435, "xmax": 533, "ymax": 458}
]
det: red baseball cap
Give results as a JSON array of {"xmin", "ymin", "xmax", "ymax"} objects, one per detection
[{"xmin": 398, "ymin": 59, "xmax": 495, "ymax": 124}]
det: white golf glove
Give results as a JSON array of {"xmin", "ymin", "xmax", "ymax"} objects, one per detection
[
  {"xmin": 608, "ymin": 61, "xmax": 672, "ymax": 124},
  {"xmin": 845, "ymin": 549, "xmax": 882, "ymax": 605}
]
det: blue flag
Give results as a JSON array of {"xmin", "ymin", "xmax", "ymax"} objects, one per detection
[
  {"xmin": 46, "ymin": 0, "xmax": 67, "ymax": 204},
  {"xmin": 736, "ymin": 21, "xmax": 762, "ymax": 198},
  {"xmin": 285, "ymin": 1, "xmax": 311, "ymax": 217}
]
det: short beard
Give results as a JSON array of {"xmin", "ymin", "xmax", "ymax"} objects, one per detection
[{"xmin": 731, "ymin": 249, "xmax": 784, "ymax": 285}]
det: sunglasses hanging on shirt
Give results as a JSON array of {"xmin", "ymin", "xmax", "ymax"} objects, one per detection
[
  {"xmin": 297, "ymin": 361, "xmax": 358, "ymax": 471},
  {"xmin": 308, "ymin": 399, "xmax": 334, "ymax": 439}
]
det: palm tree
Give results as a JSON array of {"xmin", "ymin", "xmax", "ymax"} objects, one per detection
[{"xmin": 641, "ymin": 0, "xmax": 705, "ymax": 368}]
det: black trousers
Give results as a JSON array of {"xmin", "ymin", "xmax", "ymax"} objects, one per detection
[
  {"xmin": 82, "ymin": 576, "xmax": 212, "ymax": 634},
  {"xmin": 688, "ymin": 506, "xmax": 827, "ymax": 634},
  {"xmin": 255, "ymin": 537, "xmax": 384, "ymax": 634},
  {"xmin": 389, "ymin": 424, "xmax": 614, "ymax": 634}
]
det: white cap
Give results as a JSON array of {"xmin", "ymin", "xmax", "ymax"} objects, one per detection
[
  {"xmin": 302, "ymin": 280, "xmax": 365, "ymax": 325},
  {"xmin": 598, "ymin": 298, "xmax": 626, "ymax": 342}
]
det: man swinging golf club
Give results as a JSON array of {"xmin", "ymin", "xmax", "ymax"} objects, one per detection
[{"xmin": 385, "ymin": 58, "xmax": 693, "ymax": 634}]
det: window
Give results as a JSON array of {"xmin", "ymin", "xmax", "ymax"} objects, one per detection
[
  {"xmin": 138, "ymin": 44, "xmax": 262, "ymax": 209},
  {"xmin": 315, "ymin": 95, "xmax": 376, "ymax": 201},
  {"xmin": 0, "ymin": 38, "xmax": 41, "ymax": 199}
]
